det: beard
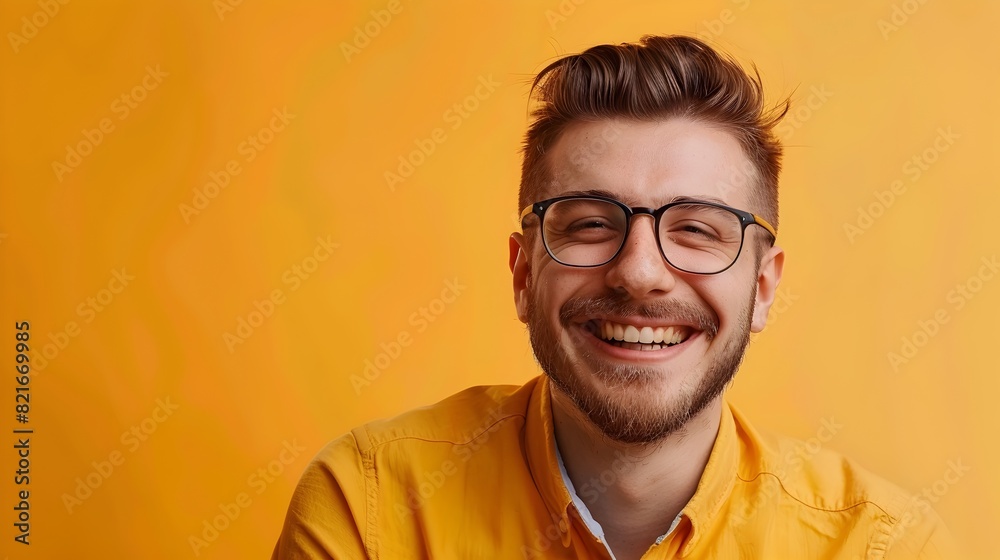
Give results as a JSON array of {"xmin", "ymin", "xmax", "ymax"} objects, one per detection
[{"xmin": 525, "ymin": 284, "xmax": 756, "ymax": 446}]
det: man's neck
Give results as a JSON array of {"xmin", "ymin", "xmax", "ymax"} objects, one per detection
[{"xmin": 551, "ymin": 391, "xmax": 723, "ymax": 560}]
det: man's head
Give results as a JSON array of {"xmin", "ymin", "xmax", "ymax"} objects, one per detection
[
  {"xmin": 509, "ymin": 35, "xmax": 788, "ymax": 446},
  {"xmin": 518, "ymin": 35, "xmax": 786, "ymax": 240}
]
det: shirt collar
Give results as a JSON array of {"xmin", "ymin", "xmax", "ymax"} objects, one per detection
[
  {"xmin": 524, "ymin": 376, "xmax": 741, "ymax": 554},
  {"xmin": 678, "ymin": 398, "xmax": 740, "ymax": 554},
  {"xmin": 524, "ymin": 375, "xmax": 575, "ymax": 547}
]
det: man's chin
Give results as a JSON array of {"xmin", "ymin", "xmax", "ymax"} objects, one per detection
[
  {"xmin": 545, "ymin": 368, "xmax": 703, "ymax": 445},
  {"xmin": 571, "ymin": 362, "xmax": 676, "ymax": 395}
]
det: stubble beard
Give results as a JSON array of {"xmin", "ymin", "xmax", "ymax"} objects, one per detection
[{"xmin": 525, "ymin": 284, "xmax": 757, "ymax": 446}]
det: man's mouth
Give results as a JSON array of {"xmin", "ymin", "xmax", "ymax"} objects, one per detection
[{"xmin": 583, "ymin": 319, "xmax": 695, "ymax": 351}]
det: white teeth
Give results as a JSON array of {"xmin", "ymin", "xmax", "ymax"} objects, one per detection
[
  {"xmin": 595, "ymin": 320, "xmax": 692, "ymax": 346},
  {"xmin": 639, "ymin": 326, "xmax": 654, "ymax": 344},
  {"xmin": 623, "ymin": 325, "xmax": 640, "ymax": 343}
]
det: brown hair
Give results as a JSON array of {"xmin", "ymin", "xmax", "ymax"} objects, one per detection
[{"xmin": 519, "ymin": 34, "xmax": 789, "ymax": 236}]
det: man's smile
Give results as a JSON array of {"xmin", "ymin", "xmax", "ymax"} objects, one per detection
[{"xmin": 578, "ymin": 317, "xmax": 702, "ymax": 355}]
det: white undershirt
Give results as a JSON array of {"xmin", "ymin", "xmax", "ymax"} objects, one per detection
[{"xmin": 554, "ymin": 444, "xmax": 683, "ymax": 559}]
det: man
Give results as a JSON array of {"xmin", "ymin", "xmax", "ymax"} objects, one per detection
[{"xmin": 272, "ymin": 35, "xmax": 955, "ymax": 559}]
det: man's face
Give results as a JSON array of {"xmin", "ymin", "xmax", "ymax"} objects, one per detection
[{"xmin": 509, "ymin": 118, "xmax": 783, "ymax": 445}]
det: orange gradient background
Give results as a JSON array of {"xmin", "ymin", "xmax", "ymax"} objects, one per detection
[{"xmin": 1, "ymin": 1, "xmax": 997, "ymax": 558}]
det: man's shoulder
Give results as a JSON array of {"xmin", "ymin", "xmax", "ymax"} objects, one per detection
[
  {"xmin": 731, "ymin": 404, "xmax": 914, "ymax": 515},
  {"xmin": 729, "ymin": 403, "xmax": 958, "ymax": 558},
  {"xmin": 320, "ymin": 377, "xmax": 538, "ymax": 460}
]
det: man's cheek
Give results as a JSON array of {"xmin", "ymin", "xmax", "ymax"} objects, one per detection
[{"xmin": 563, "ymin": 323, "xmax": 585, "ymax": 346}]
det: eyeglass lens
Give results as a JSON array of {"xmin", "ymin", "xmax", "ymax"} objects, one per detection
[{"xmin": 541, "ymin": 198, "xmax": 744, "ymax": 273}]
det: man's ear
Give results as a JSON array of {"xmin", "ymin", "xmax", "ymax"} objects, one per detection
[
  {"xmin": 509, "ymin": 232, "xmax": 530, "ymax": 323},
  {"xmin": 751, "ymin": 244, "xmax": 785, "ymax": 333}
]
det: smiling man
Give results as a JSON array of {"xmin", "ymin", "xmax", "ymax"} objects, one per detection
[{"xmin": 272, "ymin": 35, "xmax": 955, "ymax": 559}]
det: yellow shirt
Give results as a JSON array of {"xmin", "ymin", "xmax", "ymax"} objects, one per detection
[{"xmin": 272, "ymin": 376, "xmax": 956, "ymax": 559}]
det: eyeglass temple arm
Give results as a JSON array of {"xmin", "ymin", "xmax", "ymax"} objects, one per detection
[
  {"xmin": 518, "ymin": 204, "xmax": 535, "ymax": 228},
  {"xmin": 752, "ymin": 214, "xmax": 777, "ymax": 238}
]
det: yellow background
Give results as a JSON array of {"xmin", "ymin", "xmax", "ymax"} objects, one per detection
[{"xmin": 1, "ymin": 0, "xmax": 997, "ymax": 557}]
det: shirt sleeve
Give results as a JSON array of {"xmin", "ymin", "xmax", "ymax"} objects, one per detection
[{"xmin": 271, "ymin": 433, "xmax": 371, "ymax": 560}]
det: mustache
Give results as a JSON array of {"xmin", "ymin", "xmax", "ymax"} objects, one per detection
[{"xmin": 559, "ymin": 294, "xmax": 719, "ymax": 339}]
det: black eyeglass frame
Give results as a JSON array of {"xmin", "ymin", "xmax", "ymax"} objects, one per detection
[{"xmin": 518, "ymin": 194, "xmax": 777, "ymax": 275}]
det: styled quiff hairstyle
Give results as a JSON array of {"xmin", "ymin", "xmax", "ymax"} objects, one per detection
[{"xmin": 519, "ymin": 34, "xmax": 789, "ymax": 236}]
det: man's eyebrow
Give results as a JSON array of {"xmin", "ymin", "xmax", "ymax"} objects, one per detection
[
  {"xmin": 558, "ymin": 189, "xmax": 630, "ymax": 202},
  {"xmin": 555, "ymin": 190, "xmax": 732, "ymax": 207},
  {"xmin": 668, "ymin": 195, "xmax": 730, "ymax": 206},
  {"xmin": 556, "ymin": 189, "xmax": 654, "ymax": 207}
]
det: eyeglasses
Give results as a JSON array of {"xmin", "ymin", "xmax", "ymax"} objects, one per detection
[{"xmin": 519, "ymin": 195, "xmax": 776, "ymax": 275}]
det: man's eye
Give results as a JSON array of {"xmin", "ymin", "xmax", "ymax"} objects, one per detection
[
  {"xmin": 672, "ymin": 222, "xmax": 721, "ymax": 240},
  {"xmin": 569, "ymin": 219, "xmax": 610, "ymax": 231}
]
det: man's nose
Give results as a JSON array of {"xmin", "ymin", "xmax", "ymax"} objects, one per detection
[{"xmin": 604, "ymin": 215, "xmax": 677, "ymax": 298}]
